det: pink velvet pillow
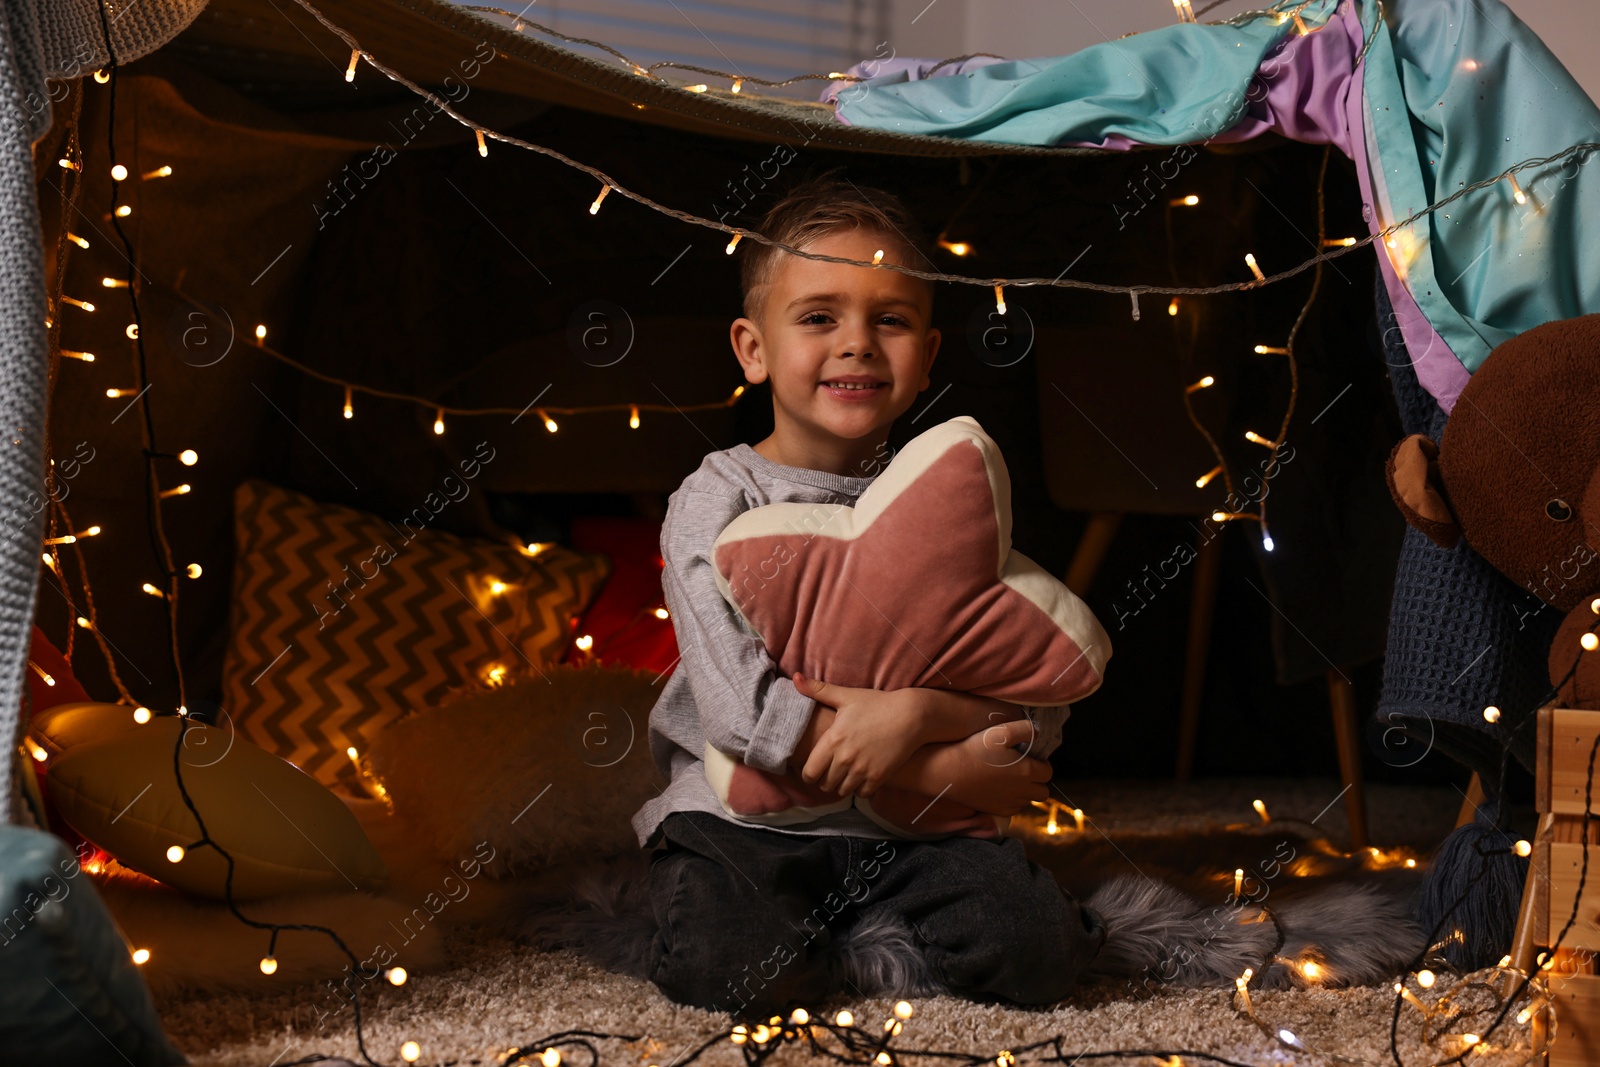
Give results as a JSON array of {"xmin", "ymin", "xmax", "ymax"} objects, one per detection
[{"xmin": 707, "ymin": 416, "xmax": 1112, "ymax": 839}]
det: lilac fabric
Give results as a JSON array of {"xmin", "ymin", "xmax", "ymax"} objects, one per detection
[{"xmin": 821, "ymin": 1, "xmax": 1461, "ymax": 410}]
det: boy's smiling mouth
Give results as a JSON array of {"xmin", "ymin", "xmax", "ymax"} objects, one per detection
[{"xmin": 819, "ymin": 375, "xmax": 888, "ymax": 395}]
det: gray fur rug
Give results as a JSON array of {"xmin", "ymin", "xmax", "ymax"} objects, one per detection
[{"xmin": 515, "ymin": 826, "xmax": 1427, "ymax": 1003}]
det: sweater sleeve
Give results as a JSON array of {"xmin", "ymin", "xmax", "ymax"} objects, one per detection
[
  {"xmin": 1021, "ymin": 704, "xmax": 1070, "ymax": 761},
  {"xmin": 660, "ymin": 486, "xmax": 818, "ymax": 776}
]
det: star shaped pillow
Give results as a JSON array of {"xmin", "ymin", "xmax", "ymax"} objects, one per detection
[{"xmin": 706, "ymin": 416, "xmax": 1112, "ymax": 839}]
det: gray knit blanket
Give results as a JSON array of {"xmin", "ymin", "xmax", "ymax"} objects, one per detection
[{"xmin": 0, "ymin": 0, "xmax": 206, "ymax": 824}]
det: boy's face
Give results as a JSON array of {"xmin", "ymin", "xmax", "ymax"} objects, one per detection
[{"xmin": 731, "ymin": 227, "xmax": 940, "ymax": 458}]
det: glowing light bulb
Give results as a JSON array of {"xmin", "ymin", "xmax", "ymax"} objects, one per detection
[
  {"xmin": 142, "ymin": 583, "xmax": 166, "ymax": 598},
  {"xmin": 725, "ymin": 233, "xmax": 742, "ymax": 254},
  {"xmin": 1262, "ymin": 530, "xmax": 1275, "ymax": 552},
  {"xmin": 654, "ymin": 607, "xmax": 670, "ymax": 620},
  {"xmin": 115, "ymin": 205, "xmax": 131, "ymax": 217},
  {"xmin": 542, "ymin": 412, "xmax": 558, "ymax": 433},
  {"xmin": 1515, "ymin": 839, "xmax": 1532, "ymax": 857},
  {"xmin": 1508, "ymin": 174, "xmax": 1527, "ymax": 205},
  {"xmin": 872, "ymin": 249, "xmax": 884, "ymax": 265},
  {"xmin": 111, "ymin": 164, "xmax": 128, "ymax": 181},
  {"xmin": 254, "ymin": 324, "xmax": 267, "ymax": 341},
  {"xmin": 938, "ymin": 240, "xmax": 970, "ymax": 256},
  {"xmin": 476, "ymin": 130, "xmax": 488, "ymax": 157},
  {"xmin": 1484, "ymin": 705, "xmax": 1501, "ymax": 722},
  {"xmin": 1234, "ymin": 868, "xmax": 1244, "ymax": 897},
  {"xmin": 342, "ymin": 386, "xmax": 354, "ymax": 419},
  {"xmin": 1254, "ymin": 345, "xmax": 1290, "ymax": 355},
  {"xmin": 166, "ymin": 845, "xmax": 185, "ymax": 863},
  {"xmin": 1462, "ymin": 1034, "xmax": 1480, "ymax": 1046},
  {"xmin": 131, "ymin": 948, "xmax": 150, "ymax": 964},
  {"xmin": 77, "ymin": 616, "xmax": 92, "ymax": 629},
  {"xmin": 575, "ymin": 634, "xmax": 594, "ymax": 651},
  {"xmin": 388, "ymin": 966, "xmax": 408, "ymax": 985},
  {"xmin": 1244, "ymin": 253, "xmax": 1266, "ymax": 283},
  {"xmin": 401, "ymin": 1041, "xmax": 421, "ymax": 1063},
  {"xmin": 791, "ymin": 1008, "xmax": 809, "ymax": 1024},
  {"xmin": 876, "ymin": 1055, "xmax": 891, "ymax": 1066},
  {"xmin": 1168, "ymin": 298, "xmax": 1180, "ymax": 316},
  {"xmin": 590, "ymin": 184, "xmax": 611, "ymax": 215},
  {"xmin": 346, "ymin": 49, "xmax": 359, "ymax": 81},
  {"xmin": 186, "ymin": 564, "xmax": 202, "ymax": 579},
  {"xmin": 25, "ymin": 739, "xmax": 47, "ymax": 762},
  {"xmin": 179, "ymin": 449, "xmax": 198, "ymax": 465},
  {"xmin": 835, "ymin": 1010, "xmax": 854, "ymax": 1027},
  {"xmin": 142, "ymin": 165, "xmax": 173, "ymax": 180},
  {"xmin": 1195, "ymin": 466, "xmax": 1222, "ymax": 489},
  {"xmin": 134, "ymin": 706, "xmax": 152, "ymax": 724},
  {"xmin": 540, "ymin": 1048, "xmax": 561, "ymax": 1067},
  {"xmin": 488, "ymin": 579, "xmax": 507, "ymax": 595},
  {"xmin": 260, "ymin": 956, "xmax": 278, "ymax": 974},
  {"xmin": 730, "ymin": 1027, "xmax": 748, "ymax": 1045},
  {"xmin": 1252, "ymin": 798, "xmax": 1270, "ymax": 822},
  {"xmin": 1417, "ymin": 969, "xmax": 1436, "ymax": 988},
  {"xmin": 731, "ymin": 78, "xmax": 743, "ymax": 93},
  {"xmin": 1185, "ymin": 375, "xmax": 1215, "ymax": 394},
  {"xmin": 434, "ymin": 409, "xmax": 445, "ymax": 435},
  {"xmin": 1300, "ymin": 960, "xmax": 1322, "ymax": 980},
  {"xmin": 993, "ymin": 285, "xmax": 1006, "ymax": 315},
  {"xmin": 1583, "ymin": 632, "xmax": 1599, "ymax": 652},
  {"xmin": 629, "ymin": 405, "xmax": 640, "ymax": 429},
  {"xmin": 894, "ymin": 1001, "xmax": 914, "ymax": 1019},
  {"xmin": 686, "ymin": 83, "xmax": 708, "ymax": 92},
  {"xmin": 1322, "ymin": 237, "xmax": 1358, "ymax": 247},
  {"xmin": 1170, "ymin": 194, "xmax": 1199, "ymax": 207},
  {"xmin": 102, "ymin": 277, "xmax": 127, "ymax": 288},
  {"xmin": 68, "ymin": 233, "xmax": 88, "ymax": 248},
  {"xmin": 1245, "ymin": 430, "xmax": 1273, "ymax": 447}
]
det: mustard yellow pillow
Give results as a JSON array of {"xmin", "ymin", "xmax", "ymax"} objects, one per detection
[
  {"xmin": 27, "ymin": 701, "xmax": 146, "ymax": 758},
  {"xmin": 45, "ymin": 717, "xmax": 387, "ymax": 900}
]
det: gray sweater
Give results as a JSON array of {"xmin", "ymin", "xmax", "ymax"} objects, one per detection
[{"xmin": 630, "ymin": 443, "xmax": 1066, "ymax": 848}]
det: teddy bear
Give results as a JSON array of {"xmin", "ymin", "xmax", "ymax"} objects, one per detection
[
  {"xmin": 1385, "ymin": 312, "xmax": 1600, "ymax": 711},
  {"xmin": 1383, "ymin": 313, "xmax": 1600, "ymax": 969}
]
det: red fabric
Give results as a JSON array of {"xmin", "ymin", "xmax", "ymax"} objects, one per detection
[
  {"xmin": 25, "ymin": 625, "xmax": 92, "ymax": 724},
  {"xmin": 564, "ymin": 518, "xmax": 679, "ymax": 674}
]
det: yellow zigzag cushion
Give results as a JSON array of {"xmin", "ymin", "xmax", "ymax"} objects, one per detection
[{"xmin": 221, "ymin": 478, "xmax": 610, "ymax": 791}]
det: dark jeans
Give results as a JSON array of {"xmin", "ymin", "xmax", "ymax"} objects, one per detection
[{"xmin": 645, "ymin": 811, "xmax": 1105, "ymax": 1018}]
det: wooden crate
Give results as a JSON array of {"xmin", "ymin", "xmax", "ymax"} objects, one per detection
[{"xmin": 1536, "ymin": 707, "xmax": 1600, "ymax": 1063}]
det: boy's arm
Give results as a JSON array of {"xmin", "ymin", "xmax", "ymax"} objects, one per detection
[{"xmin": 661, "ymin": 488, "xmax": 816, "ymax": 775}]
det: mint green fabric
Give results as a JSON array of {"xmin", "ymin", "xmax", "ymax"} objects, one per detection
[
  {"xmin": 1363, "ymin": 0, "xmax": 1600, "ymax": 374},
  {"xmin": 835, "ymin": 3, "xmax": 1314, "ymax": 146},
  {"xmin": 834, "ymin": 0, "xmax": 1600, "ymax": 382}
]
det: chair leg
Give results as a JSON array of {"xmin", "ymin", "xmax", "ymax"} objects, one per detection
[
  {"xmin": 1326, "ymin": 670, "xmax": 1370, "ymax": 850},
  {"xmin": 1063, "ymin": 512, "xmax": 1123, "ymax": 599},
  {"xmin": 1175, "ymin": 526, "xmax": 1224, "ymax": 781}
]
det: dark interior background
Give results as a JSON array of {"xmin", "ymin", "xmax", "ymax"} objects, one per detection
[{"xmin": 29, "ymin": 10, "xmax": 1469, "ymax": 790}]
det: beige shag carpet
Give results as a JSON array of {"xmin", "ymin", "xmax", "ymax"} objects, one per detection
[{"xmin": 151, "ymin": 776, "xmax": 1508, "ymax": 1067}]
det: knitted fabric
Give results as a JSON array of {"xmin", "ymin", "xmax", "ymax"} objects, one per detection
[
  {"xmin": 0, "ymin": 0, "xmax": 205, "ymax": 824},
  {"xmin": 1375, "ymin": 273, "xmax": 1559, "ymax": 785}
]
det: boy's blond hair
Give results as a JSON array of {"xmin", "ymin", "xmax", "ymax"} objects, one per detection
[{"xmin": 739, "ymin": 174, "xmax": 938, "ymax": 321}]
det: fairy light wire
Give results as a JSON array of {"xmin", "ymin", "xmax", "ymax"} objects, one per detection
[
  {"xmin": 46, "ymin": 7, "xmax": 1593, "ymax": 1066},
  {"xmin": 290, "ymin": 0, "xmax": 1595, "ymax": 308}
]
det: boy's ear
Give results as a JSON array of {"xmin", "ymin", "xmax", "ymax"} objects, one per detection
[
  {"xmin": 1386, "ymin": 434, "xmax": 1461, "ymax": 548},
  {"xmin": 920, "ymin": 327, "xmax": 941, "ymax": 389},
  {"xmin": 729, "ymin": 317, "xmax": 768, "ymax": 384}
]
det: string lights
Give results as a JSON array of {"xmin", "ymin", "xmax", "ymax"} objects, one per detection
[
  {"xmin": 39, "ymin": 9, "xmax": 1599, "ymax": 1067},
  {"xmin": 284, "ymin": 0, "xmax": 1598, "ymax": 313}
]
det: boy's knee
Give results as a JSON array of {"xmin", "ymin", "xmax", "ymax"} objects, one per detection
[{"xmin": 645, "ymin": 851, "xmax": 840, "ymax": 1015}]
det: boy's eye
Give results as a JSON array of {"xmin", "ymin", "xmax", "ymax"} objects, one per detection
[
  {"xmin": 879, "ymin": 315, "xmax": 909, "ymax": 327},
  {"xmin": 799, "ymin": 312, "xmax": 831, "ymax": 325}
]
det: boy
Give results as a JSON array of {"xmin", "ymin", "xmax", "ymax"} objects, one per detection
[{"xmin": 631, "ymin": 175, "xmax": 1106, "ymax": 1020}]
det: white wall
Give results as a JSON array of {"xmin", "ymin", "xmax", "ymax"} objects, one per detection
[{"xmin": 884, "ymin": 0, "xmax": 1600, "ymax": 106}]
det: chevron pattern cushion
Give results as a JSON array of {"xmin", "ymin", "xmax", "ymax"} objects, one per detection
[
  {"xmin": 707, "ymin": 416, "xmax": 1112, "ymax": 838},
  {"xmin": 221, "ymin": 479, "xmax": 609, "ymax": 792}
]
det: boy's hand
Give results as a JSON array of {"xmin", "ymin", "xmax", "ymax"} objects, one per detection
[
  {"xmin": 904, "ymin": 719, "xmax": 1053, "ymax": 816},
  {"xmin": 793, "ymin": 674, "xmax": 932, "ymax": 799}
]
